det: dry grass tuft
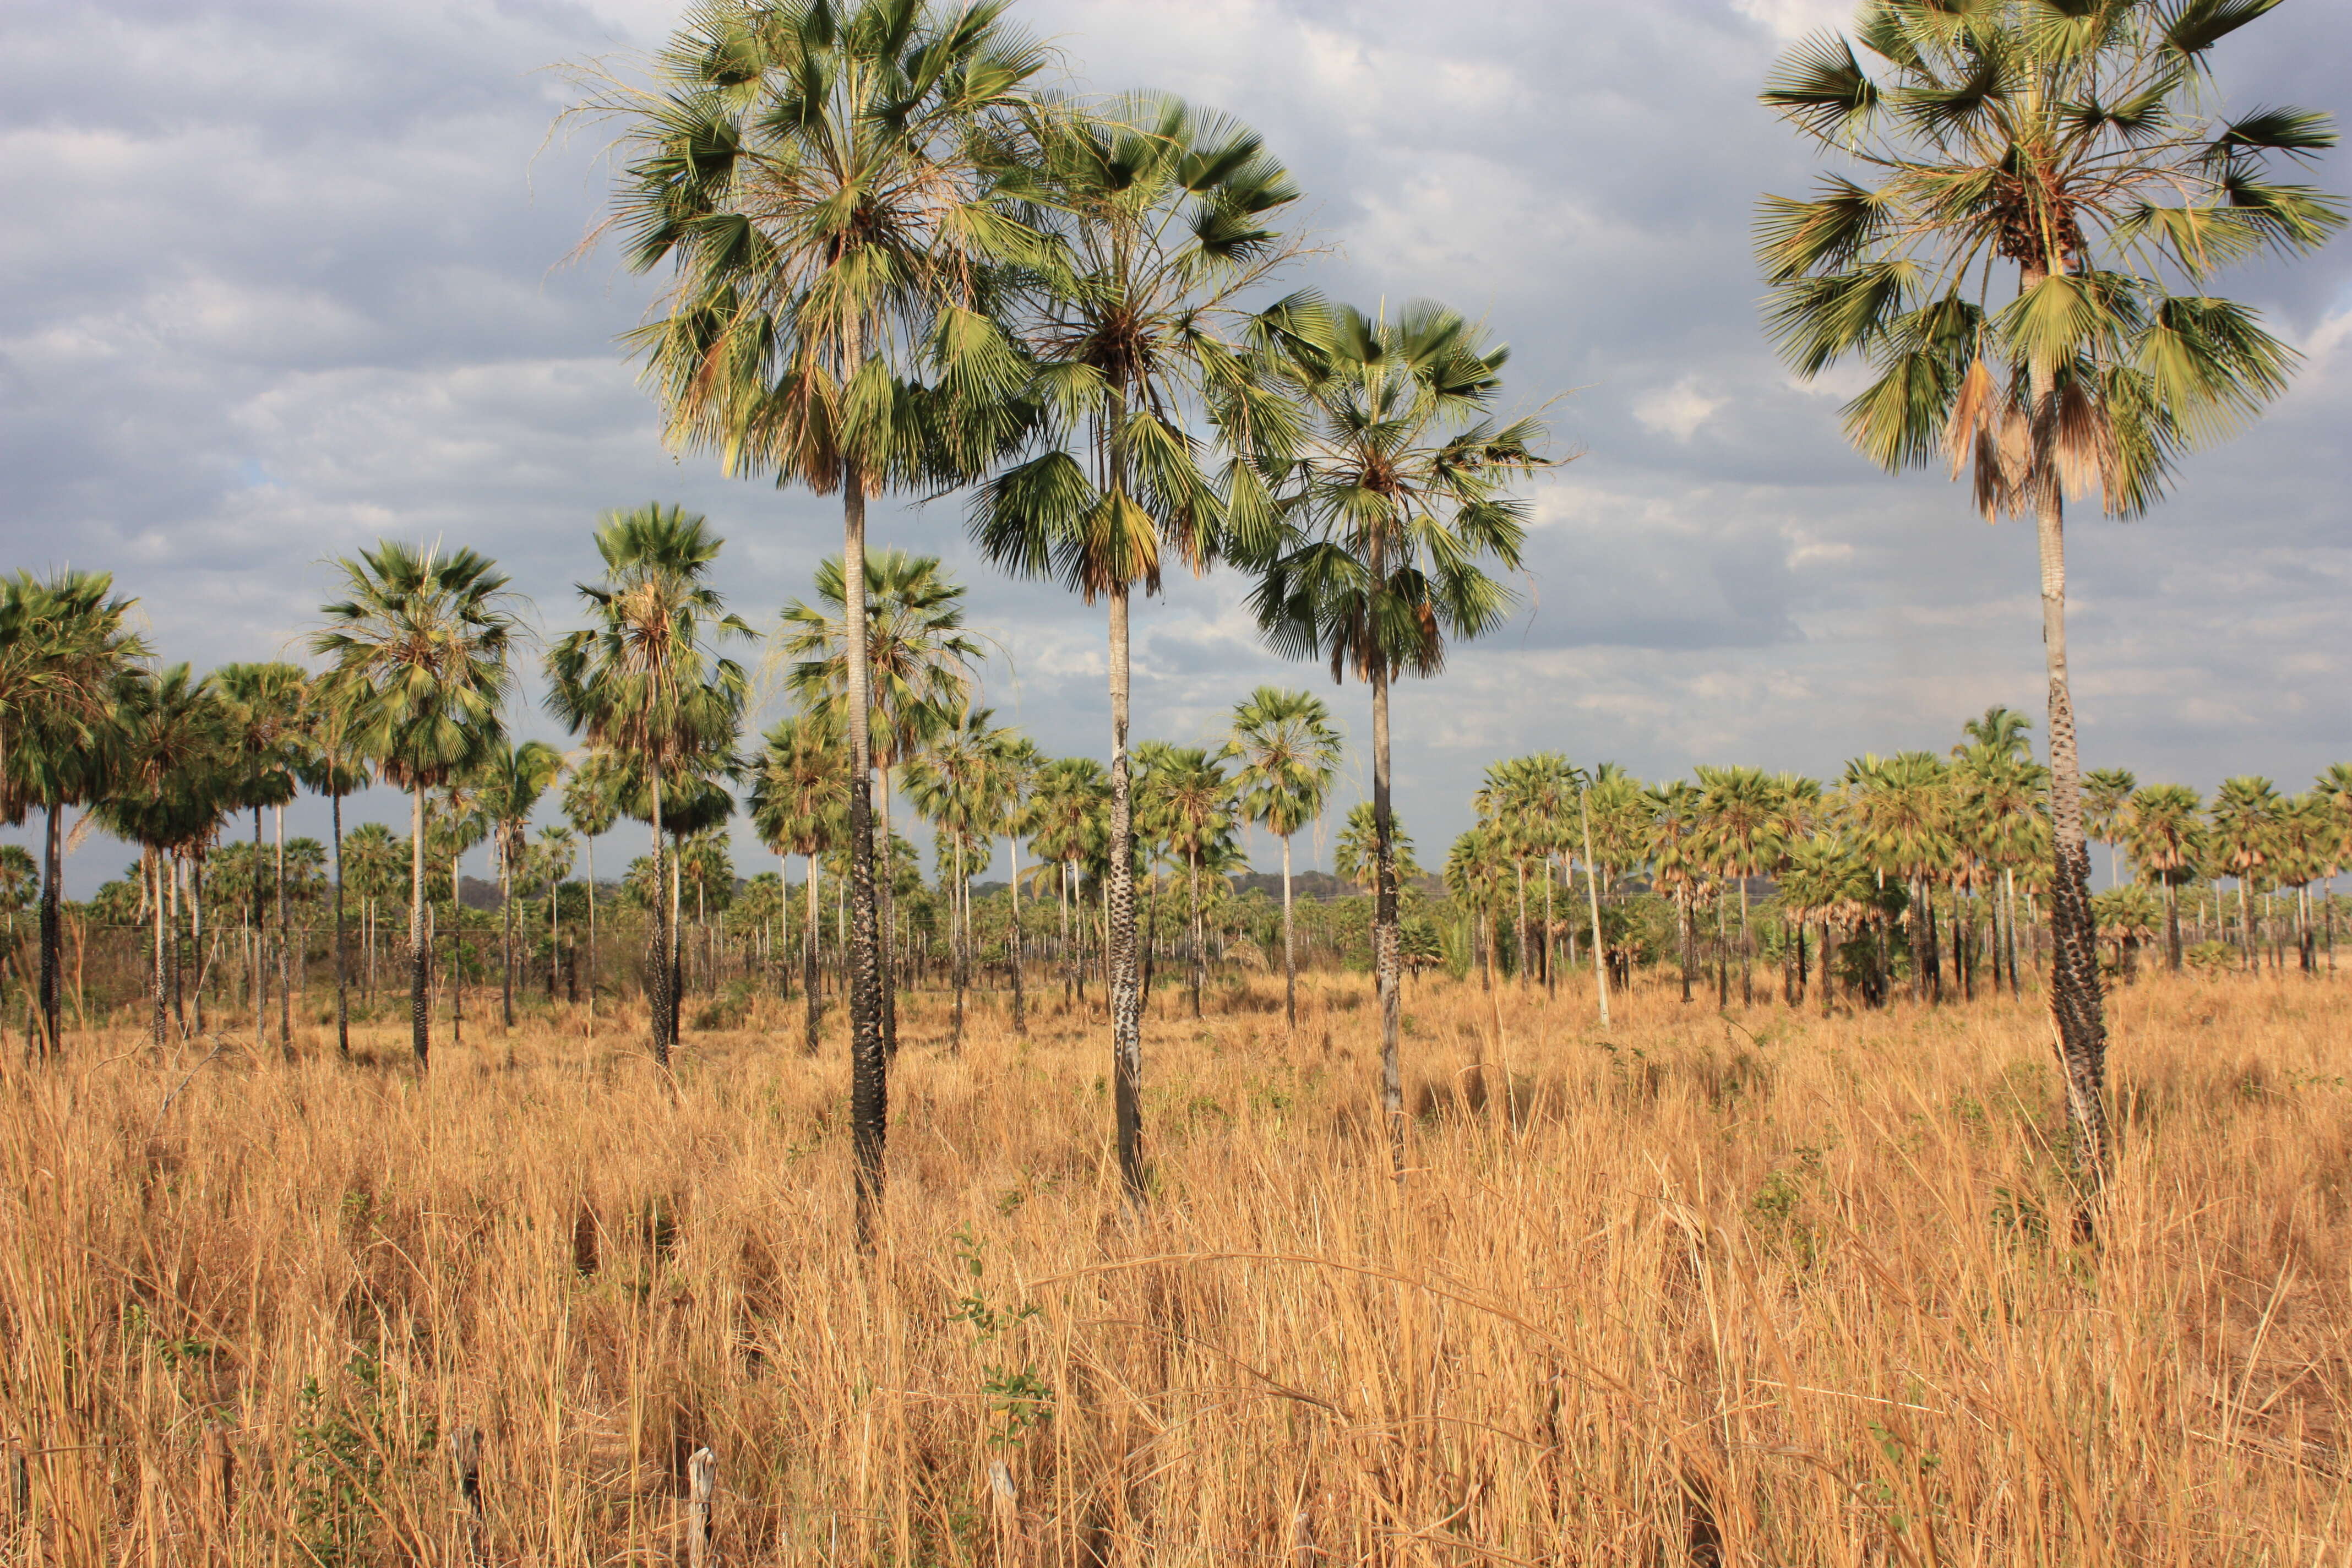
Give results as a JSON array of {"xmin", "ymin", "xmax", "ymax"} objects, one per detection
[{"xmin": 1, "ymin": 970, "xmax": 2346, "ymax": 1564}]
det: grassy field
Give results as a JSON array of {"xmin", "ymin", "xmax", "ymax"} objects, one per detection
[{"xmin": 1, "ymin": 967, "xmax": 2345, "ymax": 1565}]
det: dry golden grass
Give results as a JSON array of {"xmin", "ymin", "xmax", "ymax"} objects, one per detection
[{"xmin": 2, "ymin": 967, "xmax": 2348, "ymax": 1566}]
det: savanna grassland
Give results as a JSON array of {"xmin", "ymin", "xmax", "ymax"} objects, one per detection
[{"xmin": 2, "ymin": 969, "xmax": 2345, "ymax": 1567}]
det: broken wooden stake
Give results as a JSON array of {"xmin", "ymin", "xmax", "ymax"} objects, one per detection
[{"xmin": 687, "ymin": 1446, "xmax": 716, "ymax": 1568}]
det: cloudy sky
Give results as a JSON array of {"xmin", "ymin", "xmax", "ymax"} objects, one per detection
[{"xmin": 6, "ymin": 0, "xmax": 2349, "ymax": 890}]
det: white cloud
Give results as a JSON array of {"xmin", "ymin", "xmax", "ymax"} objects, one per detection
[{"xmin": 1631, "ymin": 377, "xmax": 1729, "ymax": 442}]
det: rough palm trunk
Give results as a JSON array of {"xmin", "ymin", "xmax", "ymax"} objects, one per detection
[
  {"xmin": 1107, "ymin": 586, "xmax": 1146, "ymax": 1206},
  {"xmin": 1820, "ymin": 919, "xmax": 1837, "ymax": 1016},
  {"xmin": 189, "ymin": 852, "xmax": 205, "ymax": 1036},
  {"xmin": 803, "ymin": 853, "xmax": 824, "ymax": 1055},
  {"xmin": 1280, "ymin": 833, "xmax": 1297, "ymax": 1033},
  {"xmin": 409, "ymin": 786, "xmax": 429, "ymax": 1067},
  {"xmin": 1738, "ymin": 876, "xmax": 1752, "ymax": 1007},
  {"xmin": 2032, "ymin": 439, "xmax": 2111, "ymax": 1199},
  {"xmin": 842, "ymin": 474, "xmax": 889, "ymax": 1251},
  {"xmin": 40, "ymin": 805, "xmax": 63, "ymax": 1059},
  {"xmin": 1371, "ymin": 660, "xmax": 1403, "ymax": 1178},
  {"xmin": 1542, "ymin": 859, "xmax": 1556, "ymax": 998},
  {"xmin": 584, "ymin": 839, "xmax": 597, "ymax": 1025},
  {"xmin": 331, "ymin": 793, "xmax": 349, "ymax": 1058},
  {"xmin": 2163, "ymin": 878, "xmax": 2182, "ymax": 972},
  {"xmin": 250, "ymin": 806, "xmax": 266, "ymax": 1054},
  {"xmin": 876, "ymin": 766, "xmax": 899, "ymax": 1060}
]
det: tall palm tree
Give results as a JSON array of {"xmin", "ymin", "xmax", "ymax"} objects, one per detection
[
  {"xmin": 2209, "ymin": 775, "xmax": 2281, "ymax": 969},
  {"xmin": 2083, "ymin": 767, "xmax": 2138, "ymax": 889},
  {"xmin": 2123, "ymin": 782, "xmax": 2202, "ymax": 971},
  {"xmin": 297, "ymin": 676, "xmax": 374, "ymax": 1058},
  {"xmin": 311, "ymin": 543, "xmax": 521, "ymax": 1068},
  {"xmin": 1951, "ymin": 738, "xmax": 2049, "ymax": 994},
  {"xmin": 563, "ymin": 749, "xmax": 626, "ymax": 1020},
  {"xmin": 972, "ymin": 91, "xmax": 1320, "ymax": 1205},
  {"xmin": 1026, "ymin": 756, "xmax": 1108, "ymax": 1006},
  {"xmin": 532, "ymin": 825, "xmax": 579, "ymax": 1002},
  {"xmin": 546, "ymin": 505, "xmax": 750, "ymax": 1069},
  {"xmin": 1248, "ymin": 301, "xmax": 1552, "ymax": 1172},
  {"xmin": 1142, "ymin": 747, "xmax": 1235, "ymax": 1021},
  {"xmin": 988, "ymin": 731, "xmax": 1042, "ymax": 1034},
  {"xmin": 342, "ymin": 822, "xmax": 401, "ymax": 1003},
  {"xmin": 1647, "ymin": 781, "xmax": 1711, "ymax": 1005},
  {"xmin": 481, "ymin": 739, "xmax": 566, "ymax": 1029},
  {"xmin": 217, "ymin": 662, "xmax": 308, "ymax": 1057},
  {"xmin": 1760, "ymin": 0, "xmax": 2343, "ymax": 1193},
  {"xmin": 1841, "ymin": 753, "xmax": 1957, "ymax": 1003},
  {"xmin": 783, "ymin": 549, "xmax": 981, "ymax": 1057},
  {"xmin": 749, "ymin": 709, "xmax": 849, "ymax": 1055},
  {"xmin": 580, "ymin": 0, "xmax": 1048, "ymax": 1246},
  {"xmin": 1333, "ymin": 801, "xmax": 1419, "ymax": 892},
  {"xmin": 90, "ymin": 665, "xmax": 228, "ymax": 1049},
  {"xmin": 902, "ymin": 704, "xmax": 1004, "ymax": 1050},
  {"xmin": 1695, "ymin": 765, "xmax": 1785, "ymax": 1008},
  {"xmin": 1223, "ymin": 685, "xmax": 1342, "ymax": 1032},
  {"xmin": 1, "ymin": 571, "xmax": 149, "ymax": 1058}
]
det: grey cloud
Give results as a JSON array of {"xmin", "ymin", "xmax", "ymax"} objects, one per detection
[{"xmin": 6, "ymin": 0, "xmax": 2351, "ymax": 893}]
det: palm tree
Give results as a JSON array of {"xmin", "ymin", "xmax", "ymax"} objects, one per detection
[
  {"xmin": 1223, "ymin": 686, "xmax": 1342, "ymax": 1032},
  {"xmin": 903, "ymin": 704, "xmax": 1005, "ymax": 1050},
  {"xmin": 311, "ymin": 542, "xmax": 521, "ymax": 1068},
  {"xmin": 1951, "ymin": 740, "xmax": 2049, "ymax": 995},
  {"xmin": 532, "ymin": 825, "xmax": 578, "ymax": 1001},
  {"xmin": 1841, "ymin": 753, "xmax": 1956, "ymax": 1003},
  {"xmin": 783, "ymin": 549, "xmax": 981, "ymax": 1058},
  {"xmin": 481, "ymin": 739, "xmax": 565, "ymax": 1030},
  {"xmin": 1249, "ymin": 301, "xmax": 1553, "ymax": 1170},
  {"xmin": 1026, "ymin": 756, "xmax": 1108, "ymax": 1006},
  {"xmin": 296, "ymin": 676, "xmax": 374, "ymax": 1058},
  {"xmin": 579, "ymin": 0, "xmax": 1048, "ymax": 1246},
  {"xmin": 2313, "ymin": 763, "xmax": 2352, "ymax": 970},
  {"xmin": 1334, "ymin": 801, "xmax": 1418, "ymax": 892},
  {"xmin": 972, "ymin": 91, "xmax": 1320, "ymax": 1205},
  {"xmin": 1760, "ymin": 0, "xmax": 2344, "ymax": 1193},
  {"xmin": 2123, "ymin": 782, "xmax": 2203, "ymax": 971},
  {"xmin": 217, "ymin": 662, "xmax": 308, "ymax": 1057},
  {"xmin": 749, "ymin": 709, "xmax": 849, "ymax": 1056},
  {"xmin": 1779, "ymin": 832, "xmax": 1876, "ymax": 1015},
  {"xmin": 1, "ymin": 571, "xmax": 149, "ymax": 1058},
  {"xmin": 2209, "ymin": 776, "xmax": 2281, "ymax": 970},
  {"xmin": 2083, "ymin": 767, "xmax": 2138, "ymax": 889},
  {"xmin": 563, "ymin": 749, "xmax": 626, "ymax": 1021},
  {"xmin": 1695, "ymin": 765, "xmax": 1785, "ymax": 1008},
  {"xmin": 90, "ymin": 665, "xmax": 228, "ymax": 1049},
  {"xmin": 546, "ymin": 505, "xmax": 750, "ymax": 1068},
  {"xmin": 987, "ymin": 731, "xmax": 1042, "ymax": 1034},
  {"xmin": 342, "ymin": 822, "xmax": 401, "ymax": 1003},
  {"xmin": 1648, "ymin": 781, "xmax": 1709, "ymax": 1005},
  {"xmin": 1142, "ymin": 747, "xmax": 1235, "ymax": 1021}
]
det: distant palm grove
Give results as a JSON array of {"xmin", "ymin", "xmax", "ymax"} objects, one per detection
[{"xmin": 1, "ymin": 0, "xmax": 2340, "ymax": 1239}]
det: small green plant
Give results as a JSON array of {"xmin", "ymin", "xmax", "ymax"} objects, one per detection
[
  {"xmin": 947, "ymin": 1228, "xmax": 1051, "ymax": 1447},
  {"xmin": 291, "ymin": 1349, "xmax": 437, "ymax": 1568}
]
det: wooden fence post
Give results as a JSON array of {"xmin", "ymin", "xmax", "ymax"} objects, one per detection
[
  {"xmin": 988, "ymin": 1460, "xmax": 1022, "ymax": 1568},
  {"xmin": 687, "ymin": 1446, "xmax": 716, "ymax": 1568},
  {"xmin": 450, "ymin": 1425, "xmax": 485, "ymax": 1565}
]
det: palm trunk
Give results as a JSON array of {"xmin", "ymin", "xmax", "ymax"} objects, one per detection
[
  {"xmin": 40, "ymin": 804, "xmax": 63, "ymax": 1059},
  {"xmin": 1107, "ymin": 586, "xmax": 1146, "ymax": 1206},
  {"xmin": 331, "ymin": 793, "xmax": 349, "ymax": 1058},
  {"xmin": 500, "ymin": 830, "xmax": 515, "ymax": 1030},
  {"xmin": 1371, "ymin": 658, "xmax": 1403, "ymax": 1178},
  {"xmin": 648, "ymin": 771, "xmax": 671, "ymax": 1067},
  {"xmin": 584, "ymin": 837, "xmax": 597, "ymax": 1030},
  {"xmin": 2163, "ymin": 879, "xmax": 2182, "ymax": 972},
  {"xmin": 409, "ymin": 786, "xmax": 429, "ymax": 1067},
  {"xmin": 668, "ymin": 835, "xmax": 684, "ymax": 1047},
  {"xmin": 251, "ymin": 806, "xmax": 266, "ymax": 1054},
  {"xmin": 449, "ymin": 851, "xmax": 466, "ymax": 1046},
  {"xmin": 190, "ymin": 852, "xmax": 206, "ymax": 1036},
  {"xmin": 2029, "ymin": 398, "xmax": 2111, "ymax": 1199},
  {"xmin": 1188, "ymin": 852, "xmax": 1203, "ymax": 1020},
  {"xmin": 150, "ymin": 849, "xmax": 168, "ymax": 1049},
  {"xmin": 842, "ymin": 470, "xmax": 888, "ymax": 1251},
  {"xmin": 1542, "ymin": 858, "xmax": 1556, "ymax": 998},
  {"xmin": 951, "ymin": 839, "xmax": 967, "ymax": 1054},
  {"xmin": 1281, "ymin": 833, "xmax": 1297, "ymax": 1034},
  {"xmin": 1820, "ymin": 919, "xmax": 1837, "ymax": 1016},
  {"xmin": 804, "ymin": 852, "xmax": 824, "ymax": 1055},
  {"xmin": 275, "ymin": 804, "xmax": 291, "ymax": 1055},
  {"xmin": 1738, "ymin": 875, "xmax": 1752, "ymax": 1007},
  {"xmin": 1007, "ymin": 834, "xmax": 1026, "ymax": 1036},
  {"xmin": 1580, "ymin": 796, "xmax": 1612, "ymax": 1028},
  {"xmin": 877, "ymin": 765, "xmax": 899, "ymax": 1060},
  {"xmin": 1514, "ymin": 861, "xmax": 1529, "ymax": 989}
]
